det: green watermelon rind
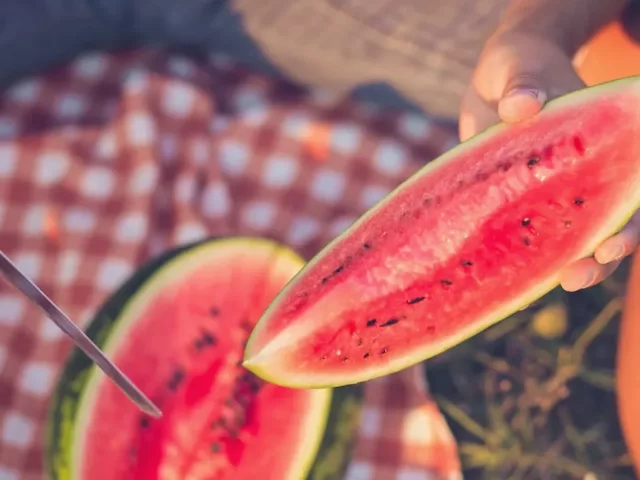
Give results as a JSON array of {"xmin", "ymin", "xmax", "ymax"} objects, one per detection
[
  {"xmin": 243, "ymin": 76, "xmax": 640, "ymax": 389},
  {"xmin": 45, "ymin": 237, "xmax": 363, "ymax": 480},
  {"xmin": 307, "ymin": 384, "xmax": 364, "ymax": 480}
]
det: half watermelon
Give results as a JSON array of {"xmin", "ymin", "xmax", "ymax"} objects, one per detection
[
  {"xmin": 45, "ymin": 237, "xmax": 363, "ymax": 480},
  {"xmin": 243, "ymin": 76, "xmax": 640, "ymax": 389}
]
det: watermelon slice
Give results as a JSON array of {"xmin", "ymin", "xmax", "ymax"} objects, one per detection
[
  {"xmin": 45, "ymin": 238, "xmax": 363, "ymax": 480},
  {"xmin": 243, "ymin": 76, "xmax": 640, "ymax": 389}
]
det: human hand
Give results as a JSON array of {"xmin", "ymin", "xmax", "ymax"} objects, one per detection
[{"xmin": 459, "ymin": 4, "xmax": 639, "ymax": 293}]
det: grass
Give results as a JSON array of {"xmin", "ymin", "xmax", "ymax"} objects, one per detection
[{"xmin": 425, "ymin": 257, "xmax": 634, "ymax": 480}]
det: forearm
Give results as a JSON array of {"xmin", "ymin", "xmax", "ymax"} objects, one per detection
[{"xmin": 498, "ymin": 0, "xmax": 630, "ymax": 55}]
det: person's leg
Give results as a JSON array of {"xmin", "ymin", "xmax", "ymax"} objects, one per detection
[
  {"xmin": 0, "ymin": 0, "xmax": 229, "ymax": 86},
  {"xmin": 0, "ymin": 0, "xmax": 134, "ymax": 85}
]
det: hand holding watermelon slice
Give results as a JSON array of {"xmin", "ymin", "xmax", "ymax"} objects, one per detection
[{"xmin": 460, "ymin": 0, "xmax": 639, "ymax": 292}]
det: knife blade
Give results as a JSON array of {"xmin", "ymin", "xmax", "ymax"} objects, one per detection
[{"xmin": 0, "ymin": 250, "xmax": 161, "ymax": 418}]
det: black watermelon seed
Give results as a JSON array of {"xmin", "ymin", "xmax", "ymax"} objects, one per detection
[
  {"xmin": 140, "ymin": 417, "xmax": 150, "ymax": 429},
  {"xmin": 380, "ymin": 318, "xmax": 399, "ymax": 327},
  {"xmin": 363, "ymin": 242, "xmax": 372, "ymax": 250},
  {"xmin": 209, "ymin": 307, "xmax": 220, "ymax": 316},
  {"xmin": 523, "ymin": 237, "xmax": 531, "ymax": 246},
  {"xmin": 321, "ymin": 276, "xmax": 329, "ymax": 284},
  {"xmin": 407, "ymin": 296, "xmax": 425, "ymax": 305},
  {"xmin": 441, "ymin": 279, "xmax": 453, "ymax": 286},
  {"xmin": 334, "ymin": 265, "xmax": 344, "ymax": 274},
  {"xmin": 461, "ymin": 259, "xmax": 473, "ymax": 267},
  {"xmin": 211, "ymin": 443, "xmax": 221, "ymax": 452},
  {"xmin": 168, "ymin": 368, "xmax": 185, "ymax": 391},
  {"xmin": 341, "ymin": 356, "xmax": 349, "ymax": 362},
  {"xmin": 497, "ymin": 161, "xmax": 512, "ymax": 172},
  {"xmin": 249, "ymin": 382, "xmax": 261, "ymax": 393},
  {"xmin": 201, "ymin": 330, "xmax": 216, "ymax": 346},
  {"xmin": 574, "ymin": 197, "xmax": 584, "ymax": 206},
  {"xmin": 521, "ymin": 218, "xmax": 531, "ymax": 226},
  {"xmin": 366, "ymin": 319, "xmax": 377, "ymax": 327},
  {"xmin": 527, "ymin": 156, "xmax": 540, "ymax": 168},
  {"xmin": 380, "ymin": 347, "xmax": 388, "ymax": 355},
  {"xmin": 363, "ymin": 352, "xmax": 370, "ymax": 359}
]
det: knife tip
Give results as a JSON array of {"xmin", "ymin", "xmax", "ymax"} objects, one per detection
[{"xmin": 141, "ymin": 401, "xmax": 163, "ymax": 419}]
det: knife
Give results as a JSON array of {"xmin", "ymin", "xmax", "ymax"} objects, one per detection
[{"xmin": 0, "ymin": 249, "xmax": 162, "ymax": 418}]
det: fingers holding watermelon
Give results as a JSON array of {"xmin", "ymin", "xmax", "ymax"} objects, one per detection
[
  {"xmin": 594, "ymin": 212, "xmax": 640, "ymax": 264},
  {"xmin": 560, "ymin": 213, "xmax": 640, "ymax": 291},
  {"xmin": 459, "ymin": 32, "xmax": 583, "ymax": 142},
  {"xmin": 560, "ymin": 257, "xmax": 623, "ymax": 292}
]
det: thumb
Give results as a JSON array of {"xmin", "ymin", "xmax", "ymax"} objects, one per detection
[
  {"xmin": 497, "ymin": 79, "xmax": 547, "ymax": 124},
  {"xmin": 497, "ymin": 64, "xmax": 585, "ymax": 124}
]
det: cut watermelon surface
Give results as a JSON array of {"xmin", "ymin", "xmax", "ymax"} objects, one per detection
[
  {"xmin": 46, "ymin": 238, "xmax": 362, "ymax": 480},
  {"xmin": 244, "ymin": 76, "xmax": 640, "ymax": 389}
]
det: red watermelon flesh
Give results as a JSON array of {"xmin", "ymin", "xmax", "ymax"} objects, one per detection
[
  {"xmin": 73, "ymin": 239, "xmax": 331, "ymax": 479},
  {"xmin": 244, "ymin": 77, "xmax": 640, "ymax": 389}
]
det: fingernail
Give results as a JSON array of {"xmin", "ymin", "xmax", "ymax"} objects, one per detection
[
  {"xmin": 504, "ymin": 88, "xmax": 541, "ymax": 100},
  {"xmin": 580, "ymin": 270, "xmax": 597, "ymax": 289},
  {"xmin": 604, "ymin": 245, "xmax": 625, "ymax": 263}
]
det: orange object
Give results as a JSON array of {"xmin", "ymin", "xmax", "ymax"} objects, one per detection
[
  {"xmin": 576, "ymin": 21, "xmax": 640, "ymax": 85},
  {"xmin": 302, "ymin": 122, "xmax": 332, "ymax": 162},
  {"xmin": 43, "ymin": 207, "xmax": 60, "ymax": 245},
  {"xmin": 617, "ymin": 251, "xmax": 640, "ymax": 476}
]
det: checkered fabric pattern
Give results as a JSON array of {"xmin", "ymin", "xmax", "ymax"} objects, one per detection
[{"xmin": 0, "ymin": 49, "xmax": 462, "ymax": 480}]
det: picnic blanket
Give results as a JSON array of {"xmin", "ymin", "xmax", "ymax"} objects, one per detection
[{"xmin": 0, "ymin": 49, "xmax": 462, "ymax": 480}]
